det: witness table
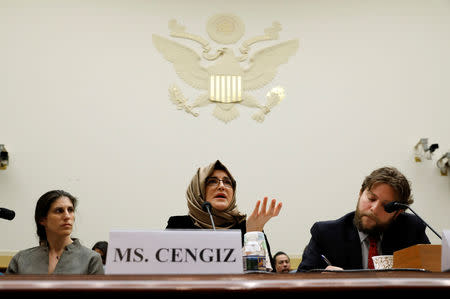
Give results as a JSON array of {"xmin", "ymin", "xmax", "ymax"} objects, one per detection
[{"xmin": 1, "ymin": 270, "xmax": 450, "ymax": 297}]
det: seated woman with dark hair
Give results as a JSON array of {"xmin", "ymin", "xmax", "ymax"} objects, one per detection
[{"xmin": 6, "ymin": 190, "xmax": 104, "ymax": 274}]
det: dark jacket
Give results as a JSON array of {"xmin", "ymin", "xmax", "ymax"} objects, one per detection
[
  {"xmin": 297, "ymin": 211, "xmax": 430, "ymax": 271},
  {"xmin": 166, "ymin": 215, "xmax": 275, "ymax": 270}
]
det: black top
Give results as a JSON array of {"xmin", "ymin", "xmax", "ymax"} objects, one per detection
[
  {"xmin": 166, "ymin": 215, "xmax": 275, "ymax": 270},
  {"xmin": 297, "ymin": 211, "xmax": 430, "ymax": 271}
]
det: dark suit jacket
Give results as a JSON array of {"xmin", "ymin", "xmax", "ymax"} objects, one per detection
[
  {"xmin": 166, "ymin": 215, "xmax": 275, "ymax": 270},
  {"xmin": 297, "ymin": 211, "xmax": 430, "ymax": 271}
]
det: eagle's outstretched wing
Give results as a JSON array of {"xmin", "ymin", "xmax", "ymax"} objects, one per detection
[
  {"xmin": 152, "ymin": 34, "xmax": 210, "ymax": 90},
  {"xmin": 243, "ymin": 39, "xmax": 299, "ymax": 91}
]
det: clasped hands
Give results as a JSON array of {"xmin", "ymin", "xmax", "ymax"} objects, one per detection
[{"xmin": 246, "ymin": 196, "xmax": 282, "ymax": 232}]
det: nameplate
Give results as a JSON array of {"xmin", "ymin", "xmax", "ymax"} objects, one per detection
[
  {"xmin": 442, "ymin": 230, "xmax": 450, "ymax": 272},
  {"xmin": 105, "ymin": 229, "xmax": 243, "ymax": 274}
]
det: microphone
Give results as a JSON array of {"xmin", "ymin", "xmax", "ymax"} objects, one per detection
[
  {"xmin": 0, "ymin": 208, "xmax": 15, "ymax": 220},
  {"xmin": 384, "ymin": 201, "xmax": 408, "ymax": 213},
  {"xmin": 201, "ymin": 202, "xmax": 216, "ymax": 230},
  {"xmin": 384, "ymin": 201, "xmax": 441, "ymax": 240}
]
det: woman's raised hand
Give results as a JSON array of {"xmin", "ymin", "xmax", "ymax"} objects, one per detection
[{"xmin": 246, "ymin": 197, "xmax": 282, "ymax": 232}]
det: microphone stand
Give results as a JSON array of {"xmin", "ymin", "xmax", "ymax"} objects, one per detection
[
  {"xmin": 405, "ymin": 206, "xmax": 442, "ymax": 240},
  {"xmin": 201, "ymin": 202, "xmax": 216, "ymax": 230},
  {"xmin": 205, "ymin": 205, "xmax": 216, "ymax": 231}
]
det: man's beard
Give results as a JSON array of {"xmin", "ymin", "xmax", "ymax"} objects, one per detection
[{"xmin": 353, "ymin": 208, "xmax": 392, "ymax": 235}]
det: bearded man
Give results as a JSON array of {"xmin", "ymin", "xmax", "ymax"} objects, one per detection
[{"xmin": 297, "ymin": 167, "xmax": 430, "ymax": 271}]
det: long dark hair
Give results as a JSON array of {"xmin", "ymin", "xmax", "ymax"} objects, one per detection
[
  {"xmin": 92, "ymin": 241, "xmax": 108, "ymax": 265},
  {"xmin": 35, "ymin": 190, "xmax": 77, "ymax": 244}
]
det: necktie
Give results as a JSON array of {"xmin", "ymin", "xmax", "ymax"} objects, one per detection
[{"xmin": 367, "ymin": 236, "xmax": 379, "ymax": 269}]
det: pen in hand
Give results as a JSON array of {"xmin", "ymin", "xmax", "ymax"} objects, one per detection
[{"xmin": 321, "ymin": 254, "xmax": 332, "ymax": 266}]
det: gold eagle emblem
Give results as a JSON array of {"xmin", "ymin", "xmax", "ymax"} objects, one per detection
[{"xmin": 153, "ymin": 14, "xmax": 299, "ymax": 123}]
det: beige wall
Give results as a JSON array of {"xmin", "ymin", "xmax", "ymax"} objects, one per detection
[{"xmin": 1, "ymin": 0, "xmax": 449, "ymax": 259}]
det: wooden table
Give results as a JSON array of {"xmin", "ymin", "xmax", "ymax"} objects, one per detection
[{"xmin": 1, "ymin": 270, "xmax": 450, "ymax": 297}]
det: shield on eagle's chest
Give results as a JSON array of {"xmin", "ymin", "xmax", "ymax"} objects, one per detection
[{"xmin": 209, "ymin": 75, "xmax": 242, "ymax": 103}]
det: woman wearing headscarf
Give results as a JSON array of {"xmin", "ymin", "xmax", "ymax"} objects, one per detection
[{"xmin": 166, "ymin": 160, "xmax": 282, "ymax": 270}]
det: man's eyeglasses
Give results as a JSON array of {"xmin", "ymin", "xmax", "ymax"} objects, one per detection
[{"xmin": 205, "ymin": 177, "xmax": 233, "ymax": 188}]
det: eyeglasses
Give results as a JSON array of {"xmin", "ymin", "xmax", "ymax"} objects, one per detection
[{"xmin": 205, "ymin": 177, "xmax": 233, "ymax": 188}]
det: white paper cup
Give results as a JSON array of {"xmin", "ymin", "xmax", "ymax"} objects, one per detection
[{"xmin": 372, "ymin": 255, "xmax": 393, "ymax": 269}]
